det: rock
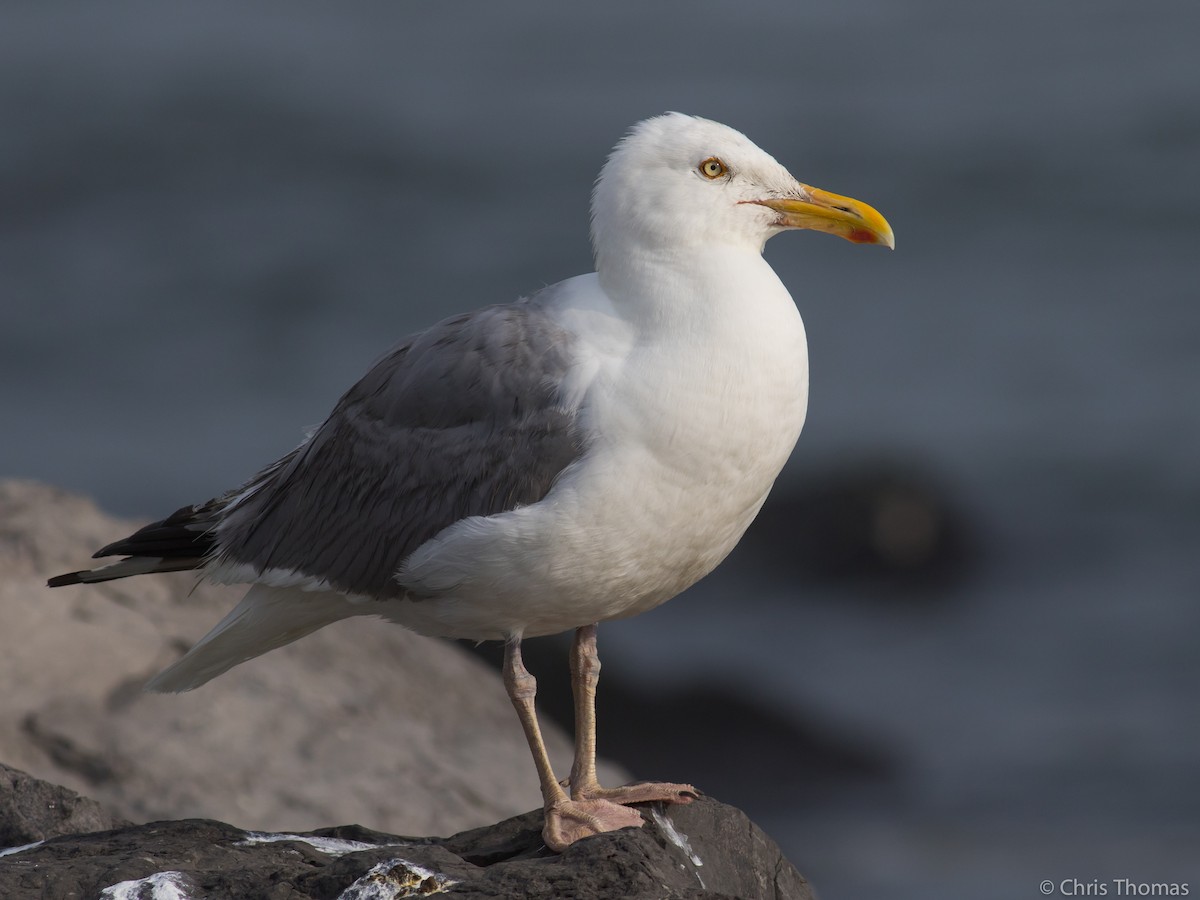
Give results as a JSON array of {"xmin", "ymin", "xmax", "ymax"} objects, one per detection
[
  {"xmin": 0, "ymin": 765, "xmax": 812, "ymax": 899},
  {"xmin": 0, "ymin": 762, "xmax": 128, "ymax": 846},
  {"xmin": 746, "ymin": 460, "xmax": 977, "ymax": 592},
  {"xmin": 0, "ymin": 479, "xmax": 625, "ymax": 837}
]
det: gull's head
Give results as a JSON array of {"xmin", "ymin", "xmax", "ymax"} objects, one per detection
[{"xmin": 591, "ymin": 113, "xmax": 893, "ymax": 271}]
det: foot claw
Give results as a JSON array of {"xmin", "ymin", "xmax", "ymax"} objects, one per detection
[{"xmin": 577, "ymin": 780, "xmax": 699, "ymax": 807}]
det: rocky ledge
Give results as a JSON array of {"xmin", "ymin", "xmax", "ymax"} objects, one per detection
[{"xmin": 0, "ymin": 764, "xmax": 812, "ymax": 900}]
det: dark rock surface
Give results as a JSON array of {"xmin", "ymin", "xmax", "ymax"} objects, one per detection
[
  {"xmin": 0, "ymin": 763, "xmax": 129, "ymax": 847},
  {"xmin": 0, "ymin": 765, "xmax": 813, "ymax": 900}
]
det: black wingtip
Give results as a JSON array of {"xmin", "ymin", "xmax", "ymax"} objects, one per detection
[
  {"xmin": 90, "ymin": 502, "xmax": 218, "ymax": 560},
  {"xmin": 47, "ymin": 572, "xmax": 84, "ymax": 588}
]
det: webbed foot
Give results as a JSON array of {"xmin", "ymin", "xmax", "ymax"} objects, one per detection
[{"xmin": 542, "ymin": 796, "xmax": 647, "ymax": 851}]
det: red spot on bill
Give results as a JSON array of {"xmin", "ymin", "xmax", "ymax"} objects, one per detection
[{"xmin": 849, "ymin": 227, "xmax": 882, "ymax": 244}]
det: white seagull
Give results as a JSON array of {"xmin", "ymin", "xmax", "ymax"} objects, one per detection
[{"xmin": 50, "ymin": 113, "xmax": 893, "ymax": 850}]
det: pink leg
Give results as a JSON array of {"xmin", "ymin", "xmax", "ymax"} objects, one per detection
[
  {"xmin": 567, "ymin": 625, "xmax": 698, "ymax": 807},
  {"xmin": 502, "ymin": 636, "xmax": 643, "ymax": 851}
]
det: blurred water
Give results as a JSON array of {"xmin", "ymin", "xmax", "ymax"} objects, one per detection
[{"xmin": 3, "ymin": 2, "xmax": 1198, "ymax": 898}]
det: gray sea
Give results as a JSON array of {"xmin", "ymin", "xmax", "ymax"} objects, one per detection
[{"xmin": 3, "ymin": 2, "xmax": 1197, "ymax": 898}]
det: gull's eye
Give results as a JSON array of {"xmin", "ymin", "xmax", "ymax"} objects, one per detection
[{"xmin": 698, "ymin": 157, "xmax": 728, "ymax": 180}]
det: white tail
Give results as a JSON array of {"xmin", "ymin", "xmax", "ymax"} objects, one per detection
[{"xmin": 146, "ymin": 584, "xmax": 366, "ymax": 693}]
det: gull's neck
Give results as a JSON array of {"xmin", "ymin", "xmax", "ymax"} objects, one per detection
[{"xmin": 596, "ymin": 239, "xmax": 787, "ymax": 337}]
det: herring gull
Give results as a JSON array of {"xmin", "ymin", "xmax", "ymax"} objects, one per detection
[{"xmin": 49, "ymin": 113, "xmax": 894, "ymax": 850}]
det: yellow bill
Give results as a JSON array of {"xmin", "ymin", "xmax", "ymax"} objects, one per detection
[{"xmin": 748, "ymin": 186, "xmax": 895, "ymax": 248}]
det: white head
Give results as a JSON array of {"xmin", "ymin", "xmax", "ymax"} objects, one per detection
[{"xmin": 590, "ymin": 113, "xmax": 893, "ymax": 274}]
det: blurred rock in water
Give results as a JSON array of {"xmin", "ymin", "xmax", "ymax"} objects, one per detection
[{"xmin": 745, "ymin": 461, "xmax": 978, "ymax": 594}]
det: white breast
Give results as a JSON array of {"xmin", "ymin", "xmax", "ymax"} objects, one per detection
[{"xmin": 391, "ymin": 255, "xmax": 808, "ymax": 641}]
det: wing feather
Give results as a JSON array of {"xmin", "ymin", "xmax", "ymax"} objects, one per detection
[{"xmin": 214, "ymin": 297, "xmax": 584, "ymax": 598}]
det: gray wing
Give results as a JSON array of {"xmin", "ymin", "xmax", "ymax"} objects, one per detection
[{"xmin": 210, "ymin": 297, "xmax": 584, "ymax": 598}]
